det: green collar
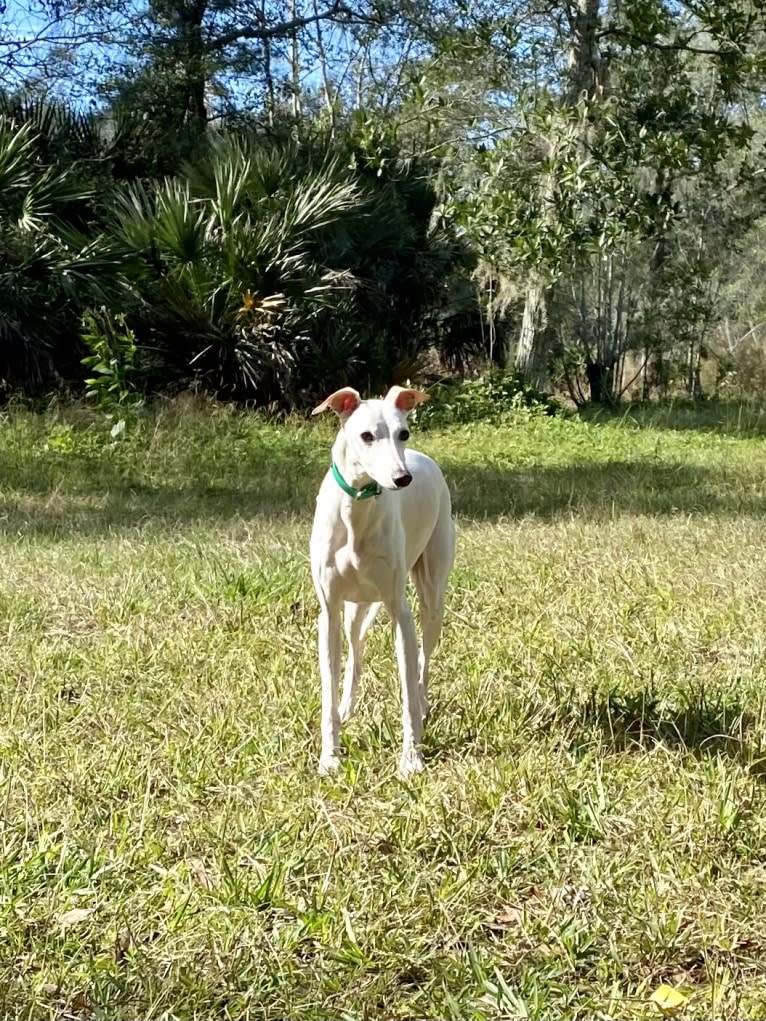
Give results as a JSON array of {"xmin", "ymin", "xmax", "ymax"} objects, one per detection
[{"xmin": 331, "ymin": 462, "xmax": 382, "ymax": 500}]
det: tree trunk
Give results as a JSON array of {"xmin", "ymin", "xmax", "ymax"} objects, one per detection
[
  {"xmin": 515, "ymin": 0, "xmax": 603, "ymax": 385},
  {"xmin": 312, "ymin": 0, "xmax": 335, "ymax": 131},
  {"xmin": 262, "ymin": 0, "xmax": 275, "ymax": 125},
  {"xmin": 290, "ymin": 0, "xmax": 301, "ymax": 118},
  {"xmin": 176, "ymin": 0, "xmax": 209, "ymax": 137},
  {"xmin": 586, "ymin": 360, "xmax": 614, "ymax": 404},
  {"xmin": 687, "ymin": 339, "xmax": 702, "ymax": 397},
  {"xmin": 565, "ymin": 0, "xmax": 602, "ymax": 105},
  {"xmin": 515, "ymin": 276, "xmax": 548, "ymax": 386}
]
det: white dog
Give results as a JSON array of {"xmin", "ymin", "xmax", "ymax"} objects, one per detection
[{"xmin": 310, "ymin": 385, "xmax": 455, "ymax": 776}]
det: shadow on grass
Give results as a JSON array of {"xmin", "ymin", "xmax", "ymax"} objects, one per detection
[
  {"xmin": 0, "ymin": 454, "xmax": 762, "ymax": 536},
  {"xmin": 0, "ymin": 437, "xmax": 321, "ymax": 536},
  {"xmin": 420, "ymin": 683, "xmax": 766, "ymax": 781},
  {"xmin": 0, "ymin": 483, "xmax": 316, "ymax": 537},
  {"xmin": 580, "ymin": 687, "xmax": 766, "ymax": 779},
  {"xmin": 579, "ymin": 399, "xmax": 766, "ymax": 439},
  {"xmin": 446, "ymin": 458, "xmax": 764, "ymax": 519}
]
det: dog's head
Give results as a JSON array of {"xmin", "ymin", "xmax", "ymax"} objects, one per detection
[{"xmin": 312, "ymin": 386, "xmax": 429, "ymax": 490}]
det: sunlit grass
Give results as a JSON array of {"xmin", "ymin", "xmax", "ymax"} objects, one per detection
[{"xmin": 2, "ymin": 397, "xmax": 766, "ymax": 1018}]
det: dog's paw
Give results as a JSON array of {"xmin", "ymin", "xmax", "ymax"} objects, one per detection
[
  {"xmin": 318, "ymin": 753, "xmax": 341, "ymax": 776},
  {"xmin": 399, "ymin": 748, "xmax": 424, "ymax": 777}
]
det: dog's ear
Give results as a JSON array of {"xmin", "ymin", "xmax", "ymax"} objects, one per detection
[
  {"xmin": 385, "ymin": 386, "xmax": 429, "ymax": 413},
  {"xmin": 312, "ymin": 387, "xmax": 362, "ymax": 417}
]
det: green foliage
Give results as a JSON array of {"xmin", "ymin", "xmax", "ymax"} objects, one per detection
[
  {"xmin": 0, "ymin": 94, "xmax": 103, "ymax": 179},
  {"xmin": 418, "ymin": 371, "xmax": 558, "ymax": 427},
  {"xmin": 81, "ymin": 308, "xmax": 144, "ymax": 437},
  {"xmin": 0, "ymin": 0, "xmax": 765, "ymax": 405},
  {"xmin": 0, "ymin": 96, "xmax": 477, "ymax": 405},
  {"xmin": 332, "ymin": 117, "xmax": 478, "ymax": 382},
  {"xmin": 0, "ymin": 109, "xmax": 112, "ymax": 391},
  {"xmin": 99, "ymin": 137, "xmax": 363, "ymax": 401},
  {"xmin": 84, "ymin": 129, "xmax": 473, "ymax": 405},
  {"xmin": 434, "ymin": 0, "xmax": 766, "ymax": 395}
]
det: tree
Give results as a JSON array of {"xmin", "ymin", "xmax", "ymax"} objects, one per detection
[
  {"xmin": 426, "ymin": 0, "xmax": 766, "ymax": 395},
  {"xmin": 515, "ymin": 0, "xmax": 602, "ymax": 386},
  {"xmin": 0, "ymin": 1, "xmax": 396, "ymax": 131}
]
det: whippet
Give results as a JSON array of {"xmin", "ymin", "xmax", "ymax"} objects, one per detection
[{"xmin": 310, "ymin": 386, "xmax": 455, "ymax": 776}]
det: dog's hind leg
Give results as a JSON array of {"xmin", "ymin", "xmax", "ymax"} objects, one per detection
[
  {"xmin": 411, "ymin": 508, "xmax": 455, "ymax": 720},
  {"xmin": 388, "ymin": 597, "xmax": 424, "ymax": 776},
  {"xmin": 339, "ymin": 601, "xmax": 380, "ymax": 723}
]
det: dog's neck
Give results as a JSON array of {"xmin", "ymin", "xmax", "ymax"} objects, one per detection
[
  {"xmin": 331, "ymin": 429, "xmax": 376, "ymax": 492},
  {"xmin": 329, "ymin": 431, "xmax": 384, "ymax": 539}
]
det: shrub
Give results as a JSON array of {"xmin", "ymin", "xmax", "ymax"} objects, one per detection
[
  {"xmin": 81, "ymin": 308, "xmax": 144, "ymax": 437},
  {"xmin": 417, "ymin": 372, "xmax": 558, "ymax": 428}
]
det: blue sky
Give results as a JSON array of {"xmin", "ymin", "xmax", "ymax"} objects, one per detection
[
  {"xmin": 0, "ymin": 0, "xmax": 125, "ymax": 104},
  {"xmin": 0, "ymin": 0, "xmax": 356, "ymax": 110}
]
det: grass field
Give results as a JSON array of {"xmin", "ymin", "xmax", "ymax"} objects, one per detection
[{"xmin": 3, "ymin": 397, "xmax": 766, "ymax": 1019}]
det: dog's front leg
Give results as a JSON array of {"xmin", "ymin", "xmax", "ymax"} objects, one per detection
[
  {"xmin": 392, "ymin": 601, "xmax": 424, "ymax": 776},
  {"xmin": 318, "ymin": 600, "xmax": 342, "ymax": 775}
]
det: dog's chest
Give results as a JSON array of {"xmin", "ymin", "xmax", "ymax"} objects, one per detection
[{"xmin": 327, "ymin": 520, "xmax": 397, "ymax": 601}]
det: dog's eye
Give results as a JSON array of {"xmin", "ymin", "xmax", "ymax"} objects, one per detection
[
  {"xmin": 360, "ymin": 431, "xmax": 375, "ymax": 444},
  {"xmin": 399, "ymin": 430, "xmax": 410, "ymax": 442}
]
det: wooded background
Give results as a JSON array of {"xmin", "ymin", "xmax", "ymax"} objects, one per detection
[{"xmin": 1, "ymin": 0, "xmax": 764, "ymax": 408}]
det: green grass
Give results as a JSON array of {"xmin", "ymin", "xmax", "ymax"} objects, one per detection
[{"xmin": 3, "ymin": 396, "xmax": 766, "ymax": 1019}]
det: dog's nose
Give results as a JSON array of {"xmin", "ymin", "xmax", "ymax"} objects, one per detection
[{"xmin": 394, "ymin": 473, "xmax": 412, "ymax": 488}]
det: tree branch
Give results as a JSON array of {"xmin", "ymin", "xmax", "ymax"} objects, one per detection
[
  {"xmin": 597, "ymin": 26, "xmax": 742, "ymax": 59},
  {"xmin": 209, "ymin": 0, "xmax": 379, "ymax": 51}
]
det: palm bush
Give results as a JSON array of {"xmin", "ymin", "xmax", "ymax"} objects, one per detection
[
  {"xmin": 102, "ymin": 137, "xmax": 362, "ymax": 402},
  {"xmin": 0, "ymin": 114, "xmax": 115, "ymax": 392},
  {"xmin": 0, "ymin": 105, "xmax": 476, "ymax": 404},
  {"xmin": 296, "ymin": 129, "xmax": 477, "ymax": 392}
]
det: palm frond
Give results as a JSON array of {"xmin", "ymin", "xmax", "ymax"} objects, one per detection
[{"xmin": 0, "ymin": 120, "xmax": 35, "ymax": 200}]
